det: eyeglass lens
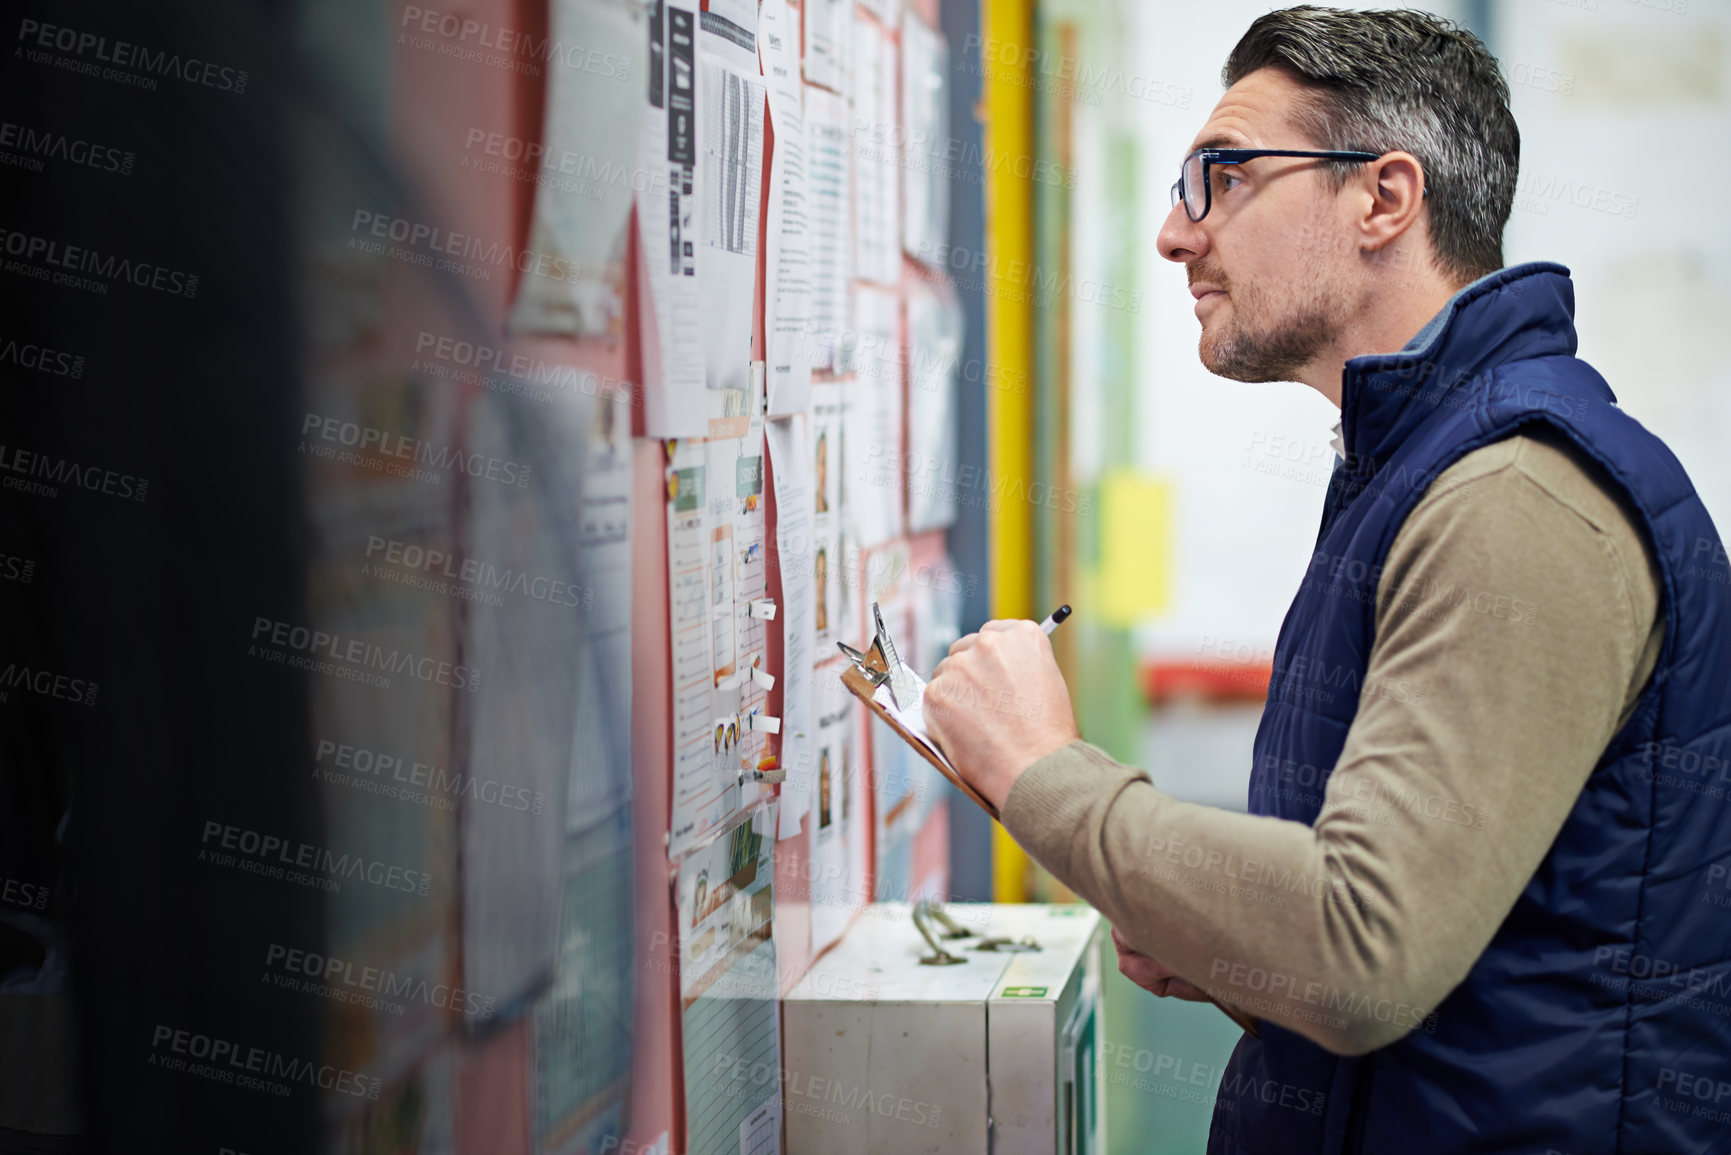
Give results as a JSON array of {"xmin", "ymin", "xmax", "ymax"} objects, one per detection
[{"xmin": 1173, "ymin": 152, "xmax": 1207, "ymax": 221}]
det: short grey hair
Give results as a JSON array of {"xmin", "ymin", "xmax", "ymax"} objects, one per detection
[{"xmin": 1224, "ymin": 6, "xmax": 1518, "ymax": 285}]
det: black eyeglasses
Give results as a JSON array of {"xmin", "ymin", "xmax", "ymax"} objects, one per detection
[{"xmin": 1170, "ymin": 147, "xmax": 1383, "ymax": 222}]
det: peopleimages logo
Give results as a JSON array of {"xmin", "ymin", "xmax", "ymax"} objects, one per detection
[
  {"xmin": 200, "ymin": 820, "xmax": 433, "ymax": 896},
  {"xmin": 16, "ymin": 19, "xmax": 250, "ymax": 93},
  {"xmin": 0, "ymin": 228, "xmax": 197, "ymax": 297},
  {"xmin": 400, "ymin": 5, "xmax": 633, "ymax": 77},
  {"xmin": 300, "ymin": 412, "xmax": 532, "ymax": 488},
  {"xmin": 0, "ymin": 443, "xmax": 147, "ymax": 502},
  {"xmin": 249, "ymin": 616, "xmax": 483, "ymax": 692},
  {"xmin": 313, "ymin": 738, "xmax": 546, "ymax": 816},
  {"xmin": 0, "ymin": 662, "xmax": 99, "ymax": 707},
  {"xmin": 1, "ymin": 875, "xmax": 49, "ymax": 911},
  {"xmin": 0, "ymin": 120, "xmax": 134, "ymax": 175},
  {"xmin": 365, "ymin": 535, "xmax": 590, "ymax": 609},
  {"xmin": 148, "ymin": 1024, "xmax": 380, "ymax": 1099},
  {"xmin": 0, "ymin": 334, "xmax": 85, "ymax": 378},
  {"xmin": 349, "ymin": 210, "xmax": 589, "ymax": 284},
  {"xmin": 264, "ymin": 942, "xmax": 497, "ymax": 1019}
]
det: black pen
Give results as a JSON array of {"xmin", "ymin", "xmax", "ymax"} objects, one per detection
[{"xmin": 1037, "ymin": 604, "xmax": 1072, "ymax": 636}]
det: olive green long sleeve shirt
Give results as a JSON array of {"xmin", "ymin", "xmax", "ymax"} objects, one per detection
[{"xmin": 1001, "ymin": 427, "xmax": 1663, "ymax": 1055}]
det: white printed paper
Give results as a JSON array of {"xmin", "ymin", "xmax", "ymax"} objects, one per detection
[
  {"xmin": 739, "ymin": 1098, "xmax": 780, "ymax": 1155},
  {"xmin": 697, "ymin": 8, "xmax": 765, "ymax": 401},
  {"xmin": 851, "ymin": 14, "xmax": 900, "ymax": 286},
  {"xmin": 901, "ymin": 11, "xmax": 951, "ymax": 261},
  {"xmin": 868, "ymin": 594, "xmax": 937, "ymax": 903},
  {"xmin": 802, "ymin": 86, "xmax": 851, "ymax": 371},
  {"xmin": 639, "ymin": 0, "xmax": 708, "ymax": 435},
  {"xmin": 567, "ymin": 384, "xmax": 636, "ymax": 830},
  {"xmin": 846, "ymin": 286, "xmax": 904, "ymax": 548},
  {"xmin": 766, "ymin": 415, "xmax": 817, "ymax": 837},
  {"xmin": 906, "ymin": 281, "xmax": 963, "ymax": 532},
  {"xmin": 810, "ymin": 668, "xmax": 867, "ymax": 950},
  {"xmin": 801, "ymin": 0, "xmax": 851, "ymax": 92},
  {"xmin": 707, "ymin": 0, "xmax": 755, "ymax": 31},
  {"xmin": 460, "ymin": 394, "xmax": 584, "ymax": 1015},
  {"xmin": 809, "ymin": 384, "xmax": 844, "ymax": 652},
  {"xmin": 510, "ymin": 0, "xmax": 645, "ymax": 337},
  {"xmin": 859, "ymin": 0, "xmax": 899, "ymax": 25},
  {"xmin": 758, "ymin": 0, "xmax": 813, "ymax": 415},
  {"xmin": 873, "ymin": 674, "xmax": 953, "ymax": 772}
]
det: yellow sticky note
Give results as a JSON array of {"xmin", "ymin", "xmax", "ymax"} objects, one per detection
[{"xmin": 1098, "ymin": 470, "xmax": 1173, "ymax": 625}]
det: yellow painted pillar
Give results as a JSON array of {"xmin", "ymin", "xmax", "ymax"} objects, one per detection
[{"xmin": 983, "ymin": 0, "xmax": 1036, "ymax": 904}]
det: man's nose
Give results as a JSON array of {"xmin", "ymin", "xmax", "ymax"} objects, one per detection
[{"xmin": 1158, "ymin": 201, "xmax": 1207, "ymax": 264}]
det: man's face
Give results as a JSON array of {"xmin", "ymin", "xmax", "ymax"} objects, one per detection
[{"xmin": 1158, "ymin": 68, "xmax": 1354, "ymax": 383}]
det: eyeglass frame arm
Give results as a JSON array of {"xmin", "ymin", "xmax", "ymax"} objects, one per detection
[{"xmin": 1170, "ymin": 148, "xmax": 1386, "ymax": 222}]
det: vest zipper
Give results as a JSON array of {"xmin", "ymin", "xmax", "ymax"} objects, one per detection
[{"xmin": 1342, "ymin": 1055, "xmax": 1375, "ymax": 1154}]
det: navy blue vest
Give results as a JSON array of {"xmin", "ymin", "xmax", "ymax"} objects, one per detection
[{"xmin": 1208, "ymin": 263, "xmax": 1731, "ymax": 1154}]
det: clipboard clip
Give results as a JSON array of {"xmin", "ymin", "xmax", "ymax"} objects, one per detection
[
  {"xmin": 839, "ymin": 602, "xmax": 918, "ymax": 712},
  {"xmin": 871, "ymin": 603, "xmax": 906, "ymax": 710},
  {"xmin": 836, "ymin": 640, "xmax": 891, "ymax": 689},
  {"xmin": 834, "ymin": 633, "xmax": 1002, "ymax": 823}
]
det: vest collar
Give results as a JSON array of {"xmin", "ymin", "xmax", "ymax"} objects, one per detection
[{"xmin": 1338, "ymin": 261, "xmax": 1578, "ymax": 468}]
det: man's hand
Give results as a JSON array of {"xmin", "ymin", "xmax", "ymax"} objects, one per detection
[
  {"xmin": 923, "ymin": 619, "xmax": 1080, "ymax": 811},
  {"xmin": 1111, "ymin": 928, "xmax": 1211, "ymax": 1002}
]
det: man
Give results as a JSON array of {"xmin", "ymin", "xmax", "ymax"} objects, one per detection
[{"xmin": 925, "ymin": 7, "xmax": 1731, "ymax": 1153}]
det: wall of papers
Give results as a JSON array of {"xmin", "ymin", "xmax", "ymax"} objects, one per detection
[{"xmin": 286, "ymin": 0, "xmax": 971, "ymax": 1152}]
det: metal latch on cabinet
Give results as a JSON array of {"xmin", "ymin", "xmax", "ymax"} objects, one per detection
[
  {"xmin": 912, "ymin": 898, "xmax": 1041, "ymax": 964},
  {"xmin": 973, "ymin": 935, "xmax": 1042, "ymax": 953},
  {"xmin": 912, "ymin": 897, "xmax": 975, "ymax": 965}
]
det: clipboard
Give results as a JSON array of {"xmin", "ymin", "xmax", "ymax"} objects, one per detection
[
  {"xmin": 837, "ymin": 606, "xmax": 1001, "ymax": 821},
  {"xmin": 838, "ymin": 607, "xmax": 1264, "ymax": 1038}
]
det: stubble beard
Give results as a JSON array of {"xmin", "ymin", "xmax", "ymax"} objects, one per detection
[{"xmin": 1199, "ymin": 276, "xmax": 1347, "ymax": 383}]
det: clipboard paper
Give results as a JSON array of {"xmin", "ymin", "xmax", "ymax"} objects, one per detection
[{"xmin": 838, "ymin": 661, "xmax": 1001, "ymax": 821}]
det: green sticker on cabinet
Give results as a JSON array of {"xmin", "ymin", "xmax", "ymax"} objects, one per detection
[{"xmin": 1001, "ymin": 986, "xmax": 1048, "ymax": 998}]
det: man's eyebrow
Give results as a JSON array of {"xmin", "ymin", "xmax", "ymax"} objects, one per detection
[{"xmin": 1192, "ymin": 135, "xmax": 1243, "ymax": 151}]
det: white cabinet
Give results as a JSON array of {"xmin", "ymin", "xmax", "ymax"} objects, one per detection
[{"xmin": 783, "ymin": 903, "xmax": 1105, "ymax": 1155}]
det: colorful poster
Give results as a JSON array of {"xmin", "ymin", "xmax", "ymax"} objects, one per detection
[
  {"xmin": 667, "ymin": 438, "xmax": 740, "ymax": 857},
  {"xmin": 707, "ymin": 371, "xmax": 772, "ymax": 787}
]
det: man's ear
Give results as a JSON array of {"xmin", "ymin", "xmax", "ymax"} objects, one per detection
[{"xmin": 1357, "ymin": 150, "xmax": 1426, "ymax": 254}]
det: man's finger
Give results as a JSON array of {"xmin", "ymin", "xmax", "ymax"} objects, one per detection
[{"xmin": 948, "ymin": 633, "xmax": 980, "ymax": 656}]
